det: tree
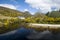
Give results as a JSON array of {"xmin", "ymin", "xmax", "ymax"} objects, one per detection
[{"xmin": 46, "ymin": 12, "xmax": 49, "ymax": 16}]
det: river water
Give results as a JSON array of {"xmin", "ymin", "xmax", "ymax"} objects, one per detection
[{"xmin": 0, "ymin": 27, "xmax": 60, "ymax": 40}]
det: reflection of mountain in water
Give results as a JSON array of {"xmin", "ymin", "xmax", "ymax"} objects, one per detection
[
  {"xmin": 0, "ymin": 27, "xmax": 60, "ymax": 40},
  {"xmin": 0, "ymin": 28, "xmax": 31, "ymax": 40}
]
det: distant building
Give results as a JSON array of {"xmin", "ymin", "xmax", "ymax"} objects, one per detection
[{"xmin": 18, "ymin": 16, "xmax": 25, "ymax": 19}]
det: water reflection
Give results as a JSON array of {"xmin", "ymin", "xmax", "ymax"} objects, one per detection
[
  {"xmin": 0, "ymin": 27, "xmax": 60, "ymax": 40},
  {"xmin": 0, "ymin": 28, "xmax": 31, "ymax": 40}
]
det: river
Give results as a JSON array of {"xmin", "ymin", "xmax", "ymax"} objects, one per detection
[{"xmin": 0, "ymin": 27, "xmax": 60, "ymax": 40}]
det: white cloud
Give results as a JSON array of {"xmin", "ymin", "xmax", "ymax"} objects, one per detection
[
  {"xmin": 24, "ymin": 9, "xmax": 29, "ymax": 11},
  {"xmin": 0, "ymin": 4, "xmax": 17, "ymax": 9},
  {"xmin": 25, "ymin": 0, "xmax": 60, "ymax": 13},
  {"xmin": 24, "ymin": 9, "xmax": 35, "ymax": 14}
]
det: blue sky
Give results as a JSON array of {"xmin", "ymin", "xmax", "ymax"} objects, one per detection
[
  {"xmin": 0, "ymin": 0, "xmax": 60, "ymax": 14},
  {"xmin": 0, "ymin": 0, "xmax": 38, "ymax": 14}
]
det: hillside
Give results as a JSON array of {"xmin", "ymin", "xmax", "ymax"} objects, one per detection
[
  {"xmin": 23, "ymin": 11, "xmax": 32, "ymax": 17},
  {"xmin": 0, "ymin": 6, "xmax": 23, "ymax": 17},
  {"xmin": 46, "ymin": 11, "xmax": 60, "ymax": 18},
  {"xmin": 34, "ymin": 12, "xmax": 46, "ymax": 18}
]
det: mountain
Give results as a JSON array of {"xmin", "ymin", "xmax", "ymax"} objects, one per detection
[
  {"xmin": 0, "ymin": 6, "xmax": 32, "ymax": 17},
  {"xmin": 46, "ymin": 11, "xmax": 60, "ymax": 18},
  {"xmin": 34, "ymin": 12, "xmax": 46, "ymax": 18},
  {"xmin": 23, "ymin": 11, "xmax": 32, "ymax": 17},
  {"xmin": 0, "ymin": 6, "xmax": 24, "ymax": 17}
]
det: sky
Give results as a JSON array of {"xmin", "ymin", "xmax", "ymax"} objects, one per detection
[{"xmin": 0, "ymin": 0, "xmax": 60, "ymax": 14}]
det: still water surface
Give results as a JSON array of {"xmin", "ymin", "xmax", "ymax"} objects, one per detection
[{"xmin": 0, "ymin": 27, "xmax": 60, "ymax": 40}]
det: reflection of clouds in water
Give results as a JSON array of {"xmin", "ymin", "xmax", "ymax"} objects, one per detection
[
  {"xmin": 0, "ymin": 30, "xmax": 17, "ymax": 36},
  {"xmin": 0, "ymin": 28, "xmax": 60, "ymax": 40},
  {"xmin": 0, "ymin": 28, "xmax": 31, "ymax": 40},
  {"xmin": 27, "ymin": 30, "xmax": 60, "ymax": 40}
]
